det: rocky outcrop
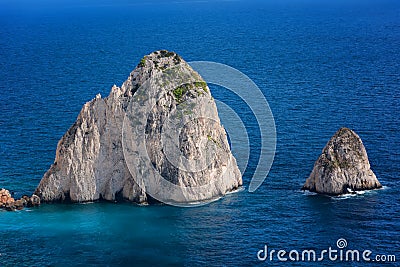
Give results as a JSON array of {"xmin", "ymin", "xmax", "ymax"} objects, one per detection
[
  {"xmin": 35, "ymin": 50, "xmax": 242, "ymax": 205},
  {"xmin": 0, "ymin": 188, "xmax": 14, "ymax": 210},
  {"xmin": 0, "ymin": 188, "xmax": 40, "ymax": 211},
  {"xmin": 302, "ymin": 127, "xmax": 382, "ymax": 195}
]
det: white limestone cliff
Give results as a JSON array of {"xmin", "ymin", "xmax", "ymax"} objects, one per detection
[{"xmin": 35, "ymin": 50, "xmax": 242, "ymax": 204}]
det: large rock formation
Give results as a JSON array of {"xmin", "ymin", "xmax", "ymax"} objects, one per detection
[
  {"xmin": 302, "ymin": 127, "xmax": 382, "ymax": 195},
  {"xmin": 35, "ymin": 50, "xmax": 242, "ymax": 205}
]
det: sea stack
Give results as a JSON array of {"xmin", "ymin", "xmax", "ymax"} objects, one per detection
[
  {"xmin": 35, "ymin": 50, "xmax": 242, "ymax": 205},
  {"xmin": 302, "ymin": 127, "xmax": 382, "ymax": 195}
]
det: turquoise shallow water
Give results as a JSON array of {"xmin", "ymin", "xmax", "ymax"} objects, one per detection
[
  {"xmin": 1, "ymin": 187, "xmax": 398, "ymax": 266},
  {"xmin": 0, "ymin": 0, "xmax": 400, "ymax": 266}
]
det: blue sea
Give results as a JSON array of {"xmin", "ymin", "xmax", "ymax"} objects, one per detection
[{"xmin": 0, "ymin": 0, "xmax": 399, "ymax": 266}]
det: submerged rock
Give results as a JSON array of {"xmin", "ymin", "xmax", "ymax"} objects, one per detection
[
  {"xmin": 302, "ymin": 127, "xmax": 382, "ymax": 195},
  {"xmin": 28, "ymin": 194, "xmax": 41, "ymax": 207},
  {"xmin": 0, "ymin": 188, "xmax": 40, "ymax": 211},
  {"xmin": 35, "ymin": 50, "xmax": 242, "ymax": 205}
]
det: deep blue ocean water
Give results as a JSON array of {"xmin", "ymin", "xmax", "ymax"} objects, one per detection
[{"xmin": 0, "ymin": 0, "xmax": 399, "ymax": 266}]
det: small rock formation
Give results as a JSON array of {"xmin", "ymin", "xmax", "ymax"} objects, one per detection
[
  {"xmin": 0, "ymin": 188, "xmax": 40, "ymax": 211},
  {"xmin": 302, "ymin": 127, "xmax": 382, "ymax": 195},
  {"xmin": 0, "ymin": 188, "xmax": 14, "ymax": 210},
  {"xmin": 35, "ymin": 50, "xmax": 242, "ymax": 204}
]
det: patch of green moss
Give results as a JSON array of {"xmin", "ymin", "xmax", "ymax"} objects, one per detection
[
  {"xmin": 194, "ymin": 81, "xmax": 208, "ymax": 93},
  {"xmin": 172, "ymin": 81, "xmax": 209, "ymax": 103},
  {"xmin": 173, "ymin": 84, "xmax": 191, "ymax": 102},
  {"xmin": 138, "ymin": 57, "xmax": 147, "ymax": 67},
  {"xmin": 207, "ymin": 134, "xmax": 221, "ymax": 148}
]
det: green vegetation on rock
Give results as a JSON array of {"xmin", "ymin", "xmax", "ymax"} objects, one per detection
[
  {"xmin": 138, "ymin": 57, "xmax": 147, "ymax": 67},
  {"xmin": 194, "ymin": 81, "xmax": 208, "ymax": 92},
  {"xmin": 207, "ymin": 134, "xmax": 221, "ymax": 148},
  {"xmin": 172, "ymin": 81, "xmax": 208, "ymax": 102},
  {"xmin": 173, "ymin": 84, "xmax": 191, "ymax": 102}
]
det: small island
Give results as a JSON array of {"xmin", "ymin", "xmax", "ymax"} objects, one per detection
[{"xmin": 302, "ymin": 127, "xmax": 382, "ymax": 196}]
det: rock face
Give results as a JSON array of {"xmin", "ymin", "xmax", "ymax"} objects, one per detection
[
  {"xmin": 35, "ymin": 50, "xmax": 242, "ymax": 204},
  {"xmin": 302, "ymin": 127, "xmax": 382, "ymax": 195}
]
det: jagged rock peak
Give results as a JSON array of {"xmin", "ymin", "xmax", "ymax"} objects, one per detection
[
  {"xmin": 302, "ymin": 127, "xmax": 382, "ymax": 195},
  {"xmin": 120, "ymin": 50, "xmax": 184, "ymax": 96}
]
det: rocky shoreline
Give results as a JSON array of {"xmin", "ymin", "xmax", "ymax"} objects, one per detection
[{"xmin": 0, "ymin": 188, "xmax": 40, "ymax": 211}]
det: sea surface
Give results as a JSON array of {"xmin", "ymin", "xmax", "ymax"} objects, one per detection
[{"xmin": 0, "ymin": 0, "xmax": 399, "ymax": 266}]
